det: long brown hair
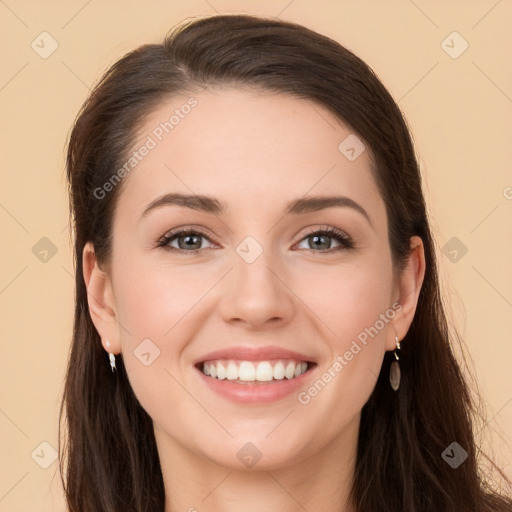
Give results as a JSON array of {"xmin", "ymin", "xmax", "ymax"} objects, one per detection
[{"xmin": 59, "ymin": 13, "xmax": 512, "ymax": 511}]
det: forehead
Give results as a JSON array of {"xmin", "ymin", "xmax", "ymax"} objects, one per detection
[{"xmin": 114, "ymin": 87, "xmax": 383, "ymax": 224}]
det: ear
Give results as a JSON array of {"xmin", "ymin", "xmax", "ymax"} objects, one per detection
[
  {"xmin": 82, "ymin": 241, "xmax": 122, "ymax": 355},
  {"xmin": 385, "ymin": 235, "xmax": 426, "ymax": 351}
]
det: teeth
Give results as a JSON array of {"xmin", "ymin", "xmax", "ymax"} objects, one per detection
[
  {"xmin": 226, "ymin": 361, "xmax": 238, "ymax": 380},
  {"xmin": 201, "ymin": 359, "xmax": 309, "ymax": 382},
  {"xmin": 285, "ymin": 361, "xmax": 296, "ymax": 379},
  {"xmin": 256, "ymin": 361, "xmax": 273, "ymax": 381},
  {"xmin": 273, "ymin": 361, "xmax": 285, "ymax": 380},
  {"xmin": 239, "ymin": 361, "xmax": 256, "ymax": 381},
  {"xmin": 216, "ymin": 362, "xmax": 227, "ymax": 380}
]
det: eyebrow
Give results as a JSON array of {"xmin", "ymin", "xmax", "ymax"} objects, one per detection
[{"xmin": 140, "ymin": 193, "xmax": 373, "ymax": 228}]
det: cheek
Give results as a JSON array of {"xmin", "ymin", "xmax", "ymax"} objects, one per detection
[
  {"xmin": 293, "ymin": 257, "xmax": 394, "ymax": 409},
  {"xmin": 292, "ymin": 252, "xmax": 394, "ymax": 346},
  {"xmin": 113, "ymin": 254, "xmax": 210, "ymax": 342},
  {"xmin": 110, "ymin": 258, "xmax": 204, "ymax": 430},
  {"xmin": 110, "ymin": 256, "xmax": 204, "ymax": 396}
]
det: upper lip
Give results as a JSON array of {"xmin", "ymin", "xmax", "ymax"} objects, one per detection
[{"xmin": 195, "ymin": 345, "xmax": 317, "ymax": 365}]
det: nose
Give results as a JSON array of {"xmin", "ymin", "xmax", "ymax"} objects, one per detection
[{"xmin": 218, "ymin": 246, "xmax": 296, "ymax": 330}]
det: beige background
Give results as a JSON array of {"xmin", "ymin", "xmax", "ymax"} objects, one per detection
[{"xmin": 1, "ymin": 0, "xmax": 511, "ymax": 510}]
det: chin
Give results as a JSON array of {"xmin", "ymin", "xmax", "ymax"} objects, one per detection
[{"xmin": 192, "ymin": 432, "xmax": 312, "ymax": 472}]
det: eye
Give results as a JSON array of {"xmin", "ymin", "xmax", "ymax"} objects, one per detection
[
  {"xmin": 157, "ymin": 227, "xmax": 217, "ymax": 255},
  {"xmin": 294, "ymin": 226, "xmax": 354, "ymax": 254}
]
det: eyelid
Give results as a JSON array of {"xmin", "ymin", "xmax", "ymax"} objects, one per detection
[
  {"xmin": 298, "ymin": 224, "xmax": 349, "ymax": 239},
  {"xmin": 160, "ymin": 224, "xmax": 214, "ymax": 238}
]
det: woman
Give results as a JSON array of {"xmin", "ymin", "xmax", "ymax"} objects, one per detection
[{"xmin": 58, "ymin": 13, "xmax": 512, "ymax": 512}]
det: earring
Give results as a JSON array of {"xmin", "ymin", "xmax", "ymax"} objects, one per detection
[
  {"xmin": 109, "ymin": 353, "xmax": 117, "ymax": 373},
  {"xmin": 389, "ymin": 336, "xmax": 401, "ymax": 391},
  {"xmin": 106, "ymin": 338, "xmax": 116, "ymax": 373}
]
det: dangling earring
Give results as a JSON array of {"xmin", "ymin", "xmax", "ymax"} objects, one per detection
[
  {"xmin": 109, "ymin": 353, "xmax": 117, "ymax": 373},
  {"xmin": 106, "ymin": 338, "xmax": 116, "ymax": 373},
  {"xmin": 389, "ymin": 335, "xmax": 401, "ymax": 391}
]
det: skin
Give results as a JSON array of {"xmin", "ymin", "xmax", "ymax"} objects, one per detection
[{"xmin": 83, "ymin": 88, "xmax": 425, "ymax": 512}]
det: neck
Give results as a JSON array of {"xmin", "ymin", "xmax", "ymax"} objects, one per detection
[{"xmin": 156, "ymin": 416, "xmax": 359, "ymax": 512}]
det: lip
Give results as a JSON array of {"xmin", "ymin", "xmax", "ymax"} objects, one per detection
[
  {"xmin": 196, "ymin": 365, "xmax": 317, "ymax": 404},
  {"xmin": 194, "ymin": 345, "xmax": 318, "ymax": 404},
  {"xmin": 194, "ymin": 345, "xmax": 316, "ymax": 365}
]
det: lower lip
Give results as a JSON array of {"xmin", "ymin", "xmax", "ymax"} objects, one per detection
[{"xmin": 196, "ymin": 366, "xmax": 316, "ymax": 404}]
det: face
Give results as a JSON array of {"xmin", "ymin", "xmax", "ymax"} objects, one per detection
[{"xmin": 86, "ymin": 87, "xmax": 420, "ymax": 471}]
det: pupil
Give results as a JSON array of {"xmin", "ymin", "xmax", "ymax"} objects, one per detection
[
  {"xmin": 311, "ymin": 234, "xmax": 329, "ymax": 250},
  {"xmin": 181, "ymin": 234, "xmax": 200, "ymax": 249}
]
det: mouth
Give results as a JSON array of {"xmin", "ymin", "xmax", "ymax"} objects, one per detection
[{"xmin": 196, "ymin": 359, "xmax": 316, "ymax": 384}]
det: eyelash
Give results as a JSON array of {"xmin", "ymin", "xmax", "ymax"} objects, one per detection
[{"xmin": 156, "ymin": 225, "xmax": 354, "ymax": 256}]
